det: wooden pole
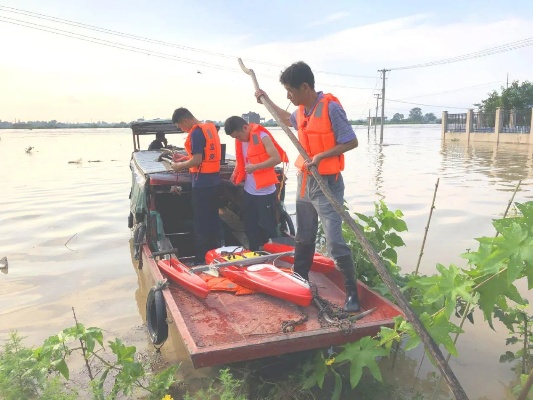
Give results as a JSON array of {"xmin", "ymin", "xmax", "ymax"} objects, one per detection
[
  {"xmin": 379, "ymin": 69, "xmax": 390, "ymax": 144},
  {"xmin": 374, "ymin": 93, "xmax": 380, "ymax": 135},
  {"xmin": 238, "ymin": 58, "xmax": 469, "ymax": 400},
  {"xmin": 367, "ymin": 109, "xmax": 371, "ymax": 138},
  {"xmin": 414, "ymin": 178, "xmax": 439, "ymax": 276}
]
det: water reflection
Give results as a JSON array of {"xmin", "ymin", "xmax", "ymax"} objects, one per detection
[
  {"xmin": 441, "ymin": 140, "xmax": 533, "ymax": 184},
  {"xmin": 366, "ymin": 132, "xmax": 386, "ymax": 198}
]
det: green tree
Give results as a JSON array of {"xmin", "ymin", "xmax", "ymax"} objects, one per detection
[
  {"xmin": 408, "ymin": 107, "xmax": 423, "ymax": 123},
  {"xmin": 391, "ymin": 113, "xmax": 404, "ymax": 123},
  {"xmin": 480, "ymin": 81, "xmax": 533, "ymax": 115},
  {"xmin": 424, "ymin": 113, "xmax": 437, "ymax": 123}
]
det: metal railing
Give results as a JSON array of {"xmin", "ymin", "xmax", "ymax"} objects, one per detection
[
  {"xmin": 447, "ymin": 113, "xmax": 467, "ymax": 132},
  {"xmin": 472, "ymin": 112, "xmax": 494, "ymax": 133},
  {"xmin": 501, "ymin": 108, "xmax": 532, "ymax": 133}
]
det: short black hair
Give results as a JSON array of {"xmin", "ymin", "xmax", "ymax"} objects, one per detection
[
  {"xmin": 279, "ymin": 61, "xmax": 315, "ymax": 90},
  {"xmin": 224, "ymin": 116, "xmax": 247, "ymax": 135},
  {"xmin": 171, "ymin": 107, "xmax": 194, "ymax": 123},
  {"xmin": 155, "ymin": 131, "xmax": 165, "ymax": 139}
]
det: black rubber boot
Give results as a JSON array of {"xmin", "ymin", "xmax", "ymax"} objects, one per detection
[
  {"xmin": 293, "ymin": 242, "xmax": 316, "ymax": 281},
  {"xmin": 335, "ymin": 254, "xmax": 361, "ymax": 313}
]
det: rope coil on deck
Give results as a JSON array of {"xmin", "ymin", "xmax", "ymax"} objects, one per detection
[{"xmin": 310, "ymin": 283, "xmax": 353, "ymax": 335}]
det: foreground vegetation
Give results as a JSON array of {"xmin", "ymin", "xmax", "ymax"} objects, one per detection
[{"xmin": 2, "ymin": 199, "xmax": 533, "ymax": 399}]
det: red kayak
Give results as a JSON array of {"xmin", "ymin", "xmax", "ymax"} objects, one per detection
[
  {"xmin": 221, "ymin": 263, "xmax": 312, "ymax": 307},
  {"xmin": 157, "ymin": 258, "xmax": 210, "ymax": 299},
  {"xmin": 205, "ymin": 246, "xmax": 312, "ymax": 307},
  {"xmin": 263, "ymin": 242, "xmax": 336, "ymax": 274}
]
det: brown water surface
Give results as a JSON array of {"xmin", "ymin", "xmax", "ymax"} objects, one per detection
[{"xmin": 1, "ymin": 126, "xmax": 532, "ymax": 399}]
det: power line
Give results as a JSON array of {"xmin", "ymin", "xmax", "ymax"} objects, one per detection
[
  {"xmin": 0, "ymin": 16, "xmax": 239, "ymax": 72},
  {"xmin": 0, "ymin": 4, "xmax": 377, "ymax": 79},
  {"xmin": 390, "ymin": 36, "xmax": 533, "ymax": 70},
  {"xmin": 387, "ymin": 99, "xmax": 470, "ymax": 110},
  {"xmin": 0, "ymin": 15, "xmax": 377, "ymax": 90},
  {"xmin": 395, "ymin": 80, "xmax": 504, "ymax": 100},
  {"xmin": 355, "ymin": 76, "xmax": 381, "ymax": 120}
]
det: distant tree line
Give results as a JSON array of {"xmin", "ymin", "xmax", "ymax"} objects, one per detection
[{"xmin": 0, "ymin": 120, "xmax": 131, "ymax": 129}]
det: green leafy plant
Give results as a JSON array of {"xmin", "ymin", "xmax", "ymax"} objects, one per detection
[
  {"xmin": 183, "ymin": 368, "xmax": 247, "ymax": 400},
  {"xmin": 500, "ymin": 307, "xmax": 533, "ymax": 374},
  {"xmin": 308, "ymin": 200, "xmax": 533, "ymax": 397},
  {"xmin": 32, "ymin": 313, "xmax": 180, "ymax": 400},
  {"xmin": 343, "ymin": 200, "xmax": 407, "ymax": 292},
  {"xmin": 0, "ymin": 331, "xmax": 78, "ymax": 400}
]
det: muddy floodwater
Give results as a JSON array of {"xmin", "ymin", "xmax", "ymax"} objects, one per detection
[{"xmin": 1, "ymin": 125, "xmax": 532, "ymax": 399}]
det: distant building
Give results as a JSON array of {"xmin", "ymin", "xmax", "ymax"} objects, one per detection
[{"xmin": 242, "ymin": 112, "xmax": 260, "ymax": 124}]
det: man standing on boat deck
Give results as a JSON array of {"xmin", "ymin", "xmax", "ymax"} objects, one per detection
[
  {"xmin": 254, "ymin": 61, "xmax": 360, "ymax": 313},
  {"xmin": 224, "ymin": 116, "xmax": 288, "ymax": 251},
  {"xmin": 148, "ymin": 132, "xmax": 168, "ymax": 150},
  {"xmin": 171, "ymin": 108, "xmax": 222, "ymax": 264}
]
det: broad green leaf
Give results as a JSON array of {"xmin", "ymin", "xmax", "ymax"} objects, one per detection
[
  {"xmin": 385, "ymin": 232, "xmax": 405, "ymax": 247},
  {"xmin": 382, "ymin": 247, "xmax": 398, "ymax": 264},
  {"xmin": 303, "ymin": 352, "xmax": 327, "ymax": 389},
  {"xmin": 334, "ymin": 336, "xmax": 389, "ymax": 388},
  {"xmin": 52, "ymin": 359, "xmax": 69, "ymax": 380},
  {"xmin": 331, "ymin": 370, "xmax": 342, "ymax": 400},
  {"xmin": 426, "ymin": 311, "xmax": 463, "ymax": 356},
  {"xmin": 390, "ymin": 218, "xmax": 408, "ymax": 233},
  {"xmin": 378, "ymin": 326, "xmax": 401, "ymax": 349}
]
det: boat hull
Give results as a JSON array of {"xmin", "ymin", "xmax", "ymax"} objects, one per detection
[{"xmin": 141, "ymin": 244, "xmax": 404, "ymax": 368}]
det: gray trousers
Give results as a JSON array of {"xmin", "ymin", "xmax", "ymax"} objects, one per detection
[{"xmin": 295, "ymin": 172, "xmax": 351, "ymax": 259}]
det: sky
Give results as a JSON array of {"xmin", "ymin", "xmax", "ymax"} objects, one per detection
[{"xmin": 1, "ymin": 0, "xmax": 532, "ymax": 123}]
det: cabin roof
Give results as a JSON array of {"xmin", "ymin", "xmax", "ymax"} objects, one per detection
[{"xmin": 131, "ymin": 119, "xmax": 183, "ymax": 135}]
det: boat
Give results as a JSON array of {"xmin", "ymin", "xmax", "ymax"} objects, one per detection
[{"xmin": 129, "ymin": 119, "xmax": 404, "ymax": 368}]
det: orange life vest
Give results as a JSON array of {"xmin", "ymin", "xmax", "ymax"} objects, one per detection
[
  {"xmin": 295, "ymin": 94, "xmax": 345, "ymax": 174},
  {"xmin": 233, "ymin": 123, "xmax": 288, "ymax": 190},
  {"xmin": 184, "ymin": 122, "xmax": 221, "ymax": 174}
]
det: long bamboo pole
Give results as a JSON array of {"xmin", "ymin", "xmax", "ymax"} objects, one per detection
[
  {"xmin": 415, "ymin": 178, "xmax": 440, "ymax": 276},
  {"xmin": 238, "ymin": 58, "xmax": 468, "ymax": 400}
]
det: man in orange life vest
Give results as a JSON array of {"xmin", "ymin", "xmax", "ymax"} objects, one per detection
[
  {"xmin": 171, "ymin": 107, "xmax": 222, "ymax": 264},
  {"xmin": 255, "ymin": 61, "xmax": 360, "ymax": 313},
  {"xmin": 223, "ymin": 116, "xmax": 288, "ymax": 251}
]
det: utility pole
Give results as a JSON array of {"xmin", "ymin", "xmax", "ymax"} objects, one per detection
[
  {"xmin": 379, "ymin": 68, "xmax": 390, "ymax": 144},
  {"xmin": 373, "ymin": 93, "xmax": 381, "ymax": 135},
  {"xmin": 367, "ymin": 108, "xmax": 371, "ymax": 137},
  {"xmin": 506, "ymin": 72, "xmax": 509, "ymax": 89}
]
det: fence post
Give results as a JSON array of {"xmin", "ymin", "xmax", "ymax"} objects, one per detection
[
  {"xmin": 495, "ymin": 107, "xmax": 502, "ymax": 143},
  {"xmin": 466, "ymin": 109, "xmax": 473, "ymax": 143},
  {"xmin": 441, "ymin": 111, "xmax": 448, "ymax": 140}
]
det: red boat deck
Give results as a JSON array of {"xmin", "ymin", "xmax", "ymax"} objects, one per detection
[{"xmin": 141, "ymin": 244, "xmax": 403, "ymax": 368}]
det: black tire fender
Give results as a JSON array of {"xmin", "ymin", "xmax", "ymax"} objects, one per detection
[
  {"xmin": 146, "ymin": 287, "xmax": 168, "ymax": 345},
  {"xmin": 280, "ymin": 209, "xmax": 295, "ymax": 236}
]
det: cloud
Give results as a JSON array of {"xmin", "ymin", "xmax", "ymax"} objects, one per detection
[
  {"xmin": 307, "ymin": 12, "xmax": 350, "ymax": 28},
  {"xmin": 1, "ymin": 11, "xmax": 532, "ymax": 122},
  {"xmin": 241, "ymin": 14, "xmax": 533, "ymax": 118}
]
